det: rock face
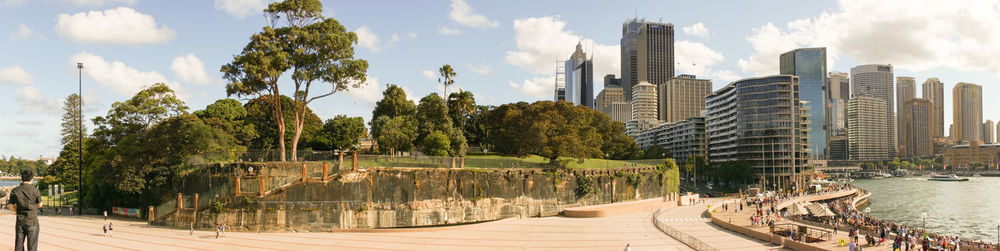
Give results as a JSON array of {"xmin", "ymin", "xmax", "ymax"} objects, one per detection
[{"xmin": 156, "ymin": 164, "xmax": 679, "ymax": 232}]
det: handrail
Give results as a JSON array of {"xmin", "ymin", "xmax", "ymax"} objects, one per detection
[{"xmin": 652, "ymin": 208, "xmax": 720, "ymax": 251}]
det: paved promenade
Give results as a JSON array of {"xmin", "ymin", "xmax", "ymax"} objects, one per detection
[
  {"xmin": 0, "ymin": 209, "xmax": 691, "ymax": 251},
  {"xmin": 656, "ymin": 198, "xmax": 791, "ymax": 251}
]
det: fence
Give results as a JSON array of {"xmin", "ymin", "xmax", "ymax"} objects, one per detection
[
  {"xmin": 153, "ymin": 198, "xmax": 177, "ymax": 220},
  {"xmin": 652, "ymin": 208, "xmax": 719, "ymax": 251}
]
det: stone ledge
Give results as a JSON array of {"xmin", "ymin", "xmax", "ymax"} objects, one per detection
[{"xmin": 563, "ymin": 197, "xmax": 670, "ymax": 218}]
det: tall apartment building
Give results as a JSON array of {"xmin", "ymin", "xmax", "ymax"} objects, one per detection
[
  {"xmin": 595, "ymin": 86, "xmax": 631, "ymax": 123},
  {"xmin": 848, "ymin": 96, "xmax": 891, "ymax": 161},
  {"xmin": 902, "ymin": 99, "xmax": 934, "ymax": 157},
  {"xmin": 625, "ymin": 81, "xmax": 658, "ymax": 137},
  {"xmin": 896, "ymin": 76, "xmax": 916, "ymax": 154},
  {"xmin": 851, "ymin": 64, "xmax": 895, "ymax": 158},
  {"xmin": 922, "ymin": 78, "xmax": 945, "ymax": 138},
  {"xmin": 564, "ymin": 42, "xmax": 594, "ymax": 108},
  {"xmin": 620, "ymin": 18, "xmax": 673, "ymax": 102},
  {"xmin": 826, "ymin": 72, "xmax": 850, "ymax": 160},
  {"xmin": 984, "ymin": 120, "xmax": 995, "ymax": 144},
  {"xmin": 706, "ymin": 75, "xmax": 807, "ymax": 188},
  {"xmin": 780, "ymin": 48, "xmax": 826, "ymax": 159},
  {"xmin": 633, "ymin": 117, "xmax": 707, "ymax": 161},
  {"xmin": 658, "ymin": 74, "xmax": 711, "ymax": 123},
  {"xmin": 953, "ymin": 82, "xmax": 983, "ymax": 143}
]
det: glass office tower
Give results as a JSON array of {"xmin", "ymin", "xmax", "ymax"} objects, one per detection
[{"xmin": 780, "ymin": 48, "xmax": 826, "ymax": 159}]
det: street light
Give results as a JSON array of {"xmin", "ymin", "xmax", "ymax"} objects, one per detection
[{"xmin": 76, "ymin": 62, "xmax": 83, "ymax": 215}]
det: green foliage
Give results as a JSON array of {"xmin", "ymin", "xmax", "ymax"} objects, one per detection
[
  {"xmin": 447, "ymin": 90, "xmax": 475, "ymax": 130},
  {"xmin": 421, "ymin": 130, "xmax": 451, "ymax": 156},
  {"xmin": 315, "ymin": 115, "xmax": 366, "ymax": 151},
  {"xmin": 702, "ymin": 160, "xmax": 756, "ymax": 191},
  {"xmin": 415, "ymin": 93, "xmax": 452, "ymax": 143},
  {"xmin": 438, "ymin": 64, "xmax": 456, "ymax": 96},
  {"xmin": 464, "ymin": 105, "xmax": 492, "ymax": 150},
  {"xmin": 49, "ymin": 94, "xmax": 86, "ymax": 188},
  {"xmin": 195, "ymin": 98, "xmax": 257, "ymax": 152},
  {"xmin": 487, "ymin": 101, "xmax": 637, "ymax": 163},
  {"xmin": 626, "ymin": 173, "xmax": 642, "ymax": 189},
  {"xmin": 375, "ymin": 115, "xmax": 417, "ymax": 154},
  {"xmin": 244, "ymin": 95, "xmax": 322, "ymax": 150},
  {"xmin": 211, "ymin": 201, "xmax": 224, "ymax": 213},
  {"xmin": 574, "ymin": 175, "xmax": 598, "ymax": 198},
  {"xmin": 371, "ymin": 84, "xmax": 416, "ymax": 140},
  {"xmin": 641, "ymin": 146, "xmax": 670, "ymax": 160},
  {"xmin": 0, "ymin": 157, "xmax": 48, "ymax": 178}
]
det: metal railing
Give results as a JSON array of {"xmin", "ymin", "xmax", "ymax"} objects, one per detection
[
  {"xmin": 652, "ymin": 208, "xmax": 720, "ymax": 251},
  {"xmin": 153, "ymin": 198, "xmax": 177, "ymax": 220}
]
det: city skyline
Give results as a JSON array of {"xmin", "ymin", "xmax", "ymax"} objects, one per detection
[{"xmin": 4, "ymin": 0, "xmax": 1000, "ymax": 158}]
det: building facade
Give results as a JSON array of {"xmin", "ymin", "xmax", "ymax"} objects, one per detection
[
  {"xmin": 942, "ymin": 141, "xmax": 1000, "ymax": 168},
  {"xmin": 595, "ymin": 86, "xmax": 631, "ymax": 123},
  {"xmin": 658, "ymin": 74, "xmax": 711, "ymax": 123},
  {"xmin": 902, "ymin": 98, "xmax": 934, "ymax": 158},
  {"xmin": 620, "ymin": 18, "xmax": 673, "ymax": 102},
  {"xmin": 626, "ymin": 81, "xmax": 658, "ymax": 137},
  {"xmin": 780, "ymin": 48, "xmax": 826, "ymax": 159},
  {"xmin": 706, "ymin": 75, "xmax": 808, "ymax": 188},
  {"xmin": 848, "ymin": 96, "xmax": 891, "ymax": 161},
  {"xmin": 851, "ymin": 64, "xmax": 896, "ymax": 158},
  {"xmin": 633, "ymin": 117, "xmax": 708, "ymax": 161},
  {"xmin": 896, "ymin": 76, "xmax": 916, "ymax": 154},
  {"xmin": 826, "ymin": 72, "xmax": 850, "ymax": 160},
  {"xmin": 922, "ymin": 78, "xmax": 945, "ymax": 138},
  {"xmin": 953, "ymin": 82, "xmax": 983, "ymax": 143},
  {"xmin": 984, "ymin": 120, "xmax": 995, "ymax": 144},
  {"xmin": 564, "ymin": 42, "xmax": 594, "ymax": 108}
]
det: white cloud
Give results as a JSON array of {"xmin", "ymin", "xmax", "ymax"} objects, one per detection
[
  {"xmin": 9, "ymin": 23, "xmax": 34, "ymax": 40},
  {"xmin": 422, "ymin": 70, "xmax": 436, "ymax": 81},
  {"xmin": 0, "ymin": 66, "xmax": 34, "ymax": 85},
  {"xmin": 16, "ymin": 86, "xmax": 61, "ymax": 114},
  {"xmin": 407, "ymin": 32, "xmax": 417, "ymax": 39},
  {"xmin": 710, "ymin": 70, "xmax": 741, "ymax": 83},
  {"xmin": 739, "ymin": 0, "xmax": 1000, "ymax": 77},
  {"xmin": 682, "ymin": 22, "xmax": 709, "ymax": 38},
  {"xmin": 354, "ymin": 26, "xmax": 381, "ymax": 52},
  {"xmin": 438, "ymin": 26, "xmax": 462, "ymax": 35},
  {"xmin": 347, "ymin": 76, "xmax": 381, "ymax": 103},
  {"xmin": 171, "ymin": 53, "xmax": 214, "ymax": 85},
  {"xmin": 66, "ymin": 0, "xmax": 136, "ymax": 6},
  {"xmin": 467, "ymin": 64, "xmax": 491, "ymax": 75},
  {"xmin": 56, "ymin": 7, "xmax": 176, "ymax": 45},
  {"xmin": 508, "ymin": 76, "xmax": 554, "ymax": 99},
  {"xmin": 505, "ymin": 16, "xmax": 619, "ymax": 82},
  {"xmin": 674, "ymin": 40, "xmax": 737, "ymax": 82},
  {"xmin": 70, "ymin": 52, "xmax": 189, "ymax": 100},
  {"xmin": 214, "ymin": 0, "xmax": 268, "ymax": 19},
  {"xmin": 449, "ymin": 0, "xmax": 498, "ymax": 29}
]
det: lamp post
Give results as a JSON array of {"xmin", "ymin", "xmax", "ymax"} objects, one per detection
[
  {"xmin": 921, "ymin": 212, "xmax": 927, "ymax": 229},
  {"xmin": 76, "ymin": 62, "xmax": 83, "ymax": 215}
]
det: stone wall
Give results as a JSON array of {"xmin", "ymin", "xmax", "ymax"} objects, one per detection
[{"xmin": 156, "ymin": 164, "xmax": 679, "ymax": 232}]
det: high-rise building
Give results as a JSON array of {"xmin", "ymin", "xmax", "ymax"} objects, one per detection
[
  {"xmin": 922, "ymin": 78, "xmax": 945, "ymax": 138},
  {"xmin": 902, "ymin": 98, "xmax": 934, "ymax": 157},
  {"xmin": 780, "ymin": 48, "xmax": 826, "ymax": 159},
  {"xmin": 706, "ymin": 75, "xmax": 807, "ymax": 188},
  {"xmin": 984, "ymin": 120, "xmax": 995, "ymax": 143},
  {"xmin": 895, "ymin": 76, "xmax": 916, "ymax": 154},
  {"xmin": 604, "ymin": 74, "xmax": 620, "ymax": 88},
  {"xmin": 595, "ymin": 86, "xmax": 630, "ymax": 123},
  {"xmin": 953, "ymin": 82, "xmax": 983, "ymax": 143},
  {"xmin": 850, "ymin": 64, "xmax": 895, "ymax": 158},
  {"xmin": 848, "ymin": 96, "xmax": 891, "ymax": 161},
  {"xmin": 633, "ymin": 117, "xmax": 707, "ymax": 161},
  {"xmin": 620, "ymin": 18, "xmax": 673, "ymax": 102},
  {"xmin": 564, "ymin": 42, "xmax": 594, "ymax": 108},
  {"xmin": 826, "ymin": 72, "xmax": 850, "ymax": 160},
  {"xmin": 625, "ymin": 81, "xmax": 659, "ymax": 137},
  {"xmin": 658, "ymin": 74, "xmax": 711, "ymax": 123}
]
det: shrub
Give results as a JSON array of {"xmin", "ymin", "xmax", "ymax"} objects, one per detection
[{"xmin": 574, "ymin": 176, "xmax": 598, "ymax": 198}]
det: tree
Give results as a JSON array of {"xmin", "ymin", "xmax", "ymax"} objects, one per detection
[
  {"xmin": 464, "ymin": 105, "xmax": 492, "ymax": 151},
  {"xmin": 244, "ymin": 95, "xmax": 322, "ymax": 152},
  {"xmin": 316, "ymin": 115, "xmax": 366, "ymax": 151},
  {"xmin": 438, "ymin": 64, "xmax": 455, "ymax": 97},
  {"xmin": 49, "ymin": 94, "xmax": 85, "ymax": 188},
  {"xmin": 222, "ymin": 0, "xmax": 368, "ymax": 161},
  {"xmin": 488, "ymin": 101, "xmax": 602, "ymax": 165},
  {"xmin": 375, "ymin": 116, "xmax": 417, "ymax": 155},
  {"xmin": 415, "ymin": 93, "xmax": 453, "ymax": 144},
  {"xmin": 422, "ymin": 130, "xmax": 451, "ymax": 156},
  {"xmin": 447, "ymin": 89, "xmax": 475, "ymax": 130},
  {"xmin": 370, "ymin": 84, "xmax": 416, "ymax": 140},
  {"xmin": 195, "ymin": 99, "xmax": 257, "ymax": 151}
]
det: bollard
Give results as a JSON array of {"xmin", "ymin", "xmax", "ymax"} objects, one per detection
[
  {"xmin": 301, "ymin": 163, "xmax": 307, "ymax": 183},
  {"xmin": 323, "ymin": 162, "xmax": 329, "ymax": 182},
  {"xmin": 352, "ymin": 151, "xmax": 358, "ymax": 170},
  {"xmin": 193, "ymin": 193, "xmax": 199, "ymax": 210},
  {"xmin": 177, "ymin": 193, "xmax": 183, "ymax": 209},
  {"xmin": 235, "ymin": 177, "xmax": 241, "ymax": 196},
  {"xmin": 338, "ymin": 153, "xmax": 344, "ymax": 170},
  {"xmin": 148, "ymin": 206, "xmax": 154, "ymax": 223},
  {"xmin": 259, "ymin": 177, "xmax": 265, "ymax": 197}
]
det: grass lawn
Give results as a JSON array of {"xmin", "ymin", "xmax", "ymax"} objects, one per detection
[
  {"xmin": 41, "ymin": 190, "xmax": 77, "ymax": 208},
  {"xmin": 358, "ymin": 154, "xmax": 666, "ymax": 169}
]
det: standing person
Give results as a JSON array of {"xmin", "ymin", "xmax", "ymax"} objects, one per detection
[
  {"xmin": 103, "ymin": 210, "xmax": 107, "ymax": 221},
  {"xmin": 623, "ymin": 243, "xmax": 631, "ymax": 251},
  {"xmin": 107, "ymin": 222, "xmax": 113, "ymax": 237},
  {"xmin": 102, "ymin": 224, "xmax": 107, "ymax": 237},
  {"xmin": 8, "ymin": 170, "xmax": 42, "ymax": 251},
  {"xmin": 189, "ymin": 222, "xmax": 194, "ymax": 236}
]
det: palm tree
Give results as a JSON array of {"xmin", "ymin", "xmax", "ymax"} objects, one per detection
[
  {"xmin": 438, "ymin": 64, "xmax": 456, "ymax": 97},
  {"xmin": 448, "ymin": 90, "xmax": 476, "ymax": 128}
]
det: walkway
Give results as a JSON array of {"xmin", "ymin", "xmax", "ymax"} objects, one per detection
[
  {"xmin": 656, "ymin": 198, "xmax": 790, "ymax": 250},
  {"xmin": 0, "ymin": 209, "xmax": 691, "ymax": 251}
]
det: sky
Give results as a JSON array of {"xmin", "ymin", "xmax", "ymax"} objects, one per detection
[{"xmin": 2, "ymin": 0, "xmax": 1000, "ymax": 159}]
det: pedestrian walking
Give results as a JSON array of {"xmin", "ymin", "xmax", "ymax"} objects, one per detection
[
  {"xmin": 102, "ymin": 224, "xmax": 107, "ymax": 237},
  {"xmin": 108, "ymin": 222, "xmax": 113, "ymax": 237},
  {"xmin": 190, "ymin": 223, "xmax": 194, "ymax": 236},
  {"xmin": 103, "ymin": 210, "xmax": 108, "ymax": 221},
  {"xmin": 623, "ymin": 243, "xmax": 631, "ymax": 251},
  {"xmin": 8, "ymin": 170, "xmax": 42, "ymax": 251}
]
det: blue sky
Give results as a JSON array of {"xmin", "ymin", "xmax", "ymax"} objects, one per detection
[{"xmin": 2, "ymin": 0, "xmax": 1000, "ymax": 158}]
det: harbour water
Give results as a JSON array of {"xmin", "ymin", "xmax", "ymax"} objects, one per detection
[{"xmin": 851, "ymin": 176, "xmax": 1000, "ymax": 242}]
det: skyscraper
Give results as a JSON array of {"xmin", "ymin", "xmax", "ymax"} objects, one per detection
[
  {"xmin": 658, "ymin": 74, "xmax": 711, "ymax": 123},
  {"xmin": 780, "ymin": 48, "xmax": 826, "ymax": 159},
  {"xmin": 848, "ymin": 96, "xmax": 890, "ymax": 161},
  {"xmin": 564, "ymin": 42, "xmax": 594, "ymax": 108},
  {"xmin": 826, "ymin": 72, "xmax": 850, "ymax": 160},
  {"xmin": 895, "ymin": 76, "xmax": 916, "ymax": 154},
  {"xmin": 922, "ymin": 78, "xmax": 945, "ymax": 138},
  {"xmin": 620, "ymin": 18, "xmax": 673, "ymax": 102},
  {"xmin": 984, "ymin": 120, "xmax": 995, "ymax": 143},
  {"xmin": 625, "ymin": 81, "xmax": 658, "ymax": 137},
  {"xmin": 953, "ymin": 82, "xmax": 983, "ymax": 143},
  {"xmin": 595, "ymin": 86, "xmax": 630, "ymax": 123},
  {"xmin": 851, "ymin": 64, "xmax": 895, "ymax": 158},
  {"xmin": 902, "ymin": 99, "xmax": 934, "ymax": 157},
  {"xmin": 604, "ymin": 74, "xmax": 620, "ymax": 88},
  {"xmin": 706, "ymin": 75, "xmax": 807, "ymax": 189}
]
